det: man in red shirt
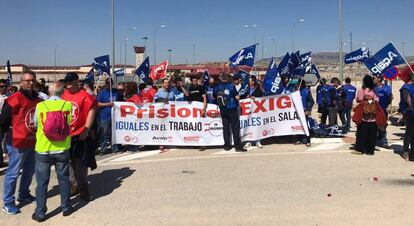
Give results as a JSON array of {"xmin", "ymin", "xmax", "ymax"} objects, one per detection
[
  {"xmin": 140, "ymin": 78, "xmax": 157, "ymax": 103},
  {"xmin": 1, "ymin": 71, "xmax": 42, "ymax": 215},
  {"xmin": 61, "ymin": 72, "xmax": 96, "ymax": 202}
]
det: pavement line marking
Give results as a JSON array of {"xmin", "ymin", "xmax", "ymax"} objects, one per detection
[
  {"xmin": 308, "ymin": 143, "xmax": 344, "ymax": 151},
  {"xmin": 97, "ymin": 149, "xmax": 367, "ymax": 166},
  {"xmin": 96, "ymin": 152, "xmax": 130, "ymax": 164},
  {"xmin": 213, "ymin": 146, "xmax": 258, "ymax": 155},
  {"xmin": 109, "ymin": 150, "xmax": 161, "ymax": 162},
  {"xmin": 311, "ymin": 138, "xmax": 345, "ymax": 144}
]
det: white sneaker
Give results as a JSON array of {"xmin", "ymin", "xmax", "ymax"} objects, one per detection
[
  {"xmin": 256, "ymin": 141, "xmax": 263, "ymax": 148},
  {"xmin": 243, "ymin": 142, "xmax": 251, "ymax": 149}
]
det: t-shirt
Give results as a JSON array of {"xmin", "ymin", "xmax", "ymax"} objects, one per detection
[
  {"xmin": 126, "ymin": 94, "xmax": 143, "ymax": 104},
  {"xmin": 171, "ymin": 87, "xmax": 186, "ymax": 101},
  {"xmin": 154, "ymin": 88, "xmax": 174, "ymax": 102},
  {"xmin": 62, "ymin": 89, "xmax": 96, "ymax": 136},
  {"xmin": 206, "ymin": 86, "xmax": 215, "ymax": 104},
  {"xmin": 140, "ymin": 87, "xmax": 157, "ymax": 103},
  {"xmin": 97, "ymin": 88, "xmax": 123, "ymax": 121},
  {"xmin": 188, "ymin": 85, "xmax": 205, "ymax": 102},
  {"xmin": 374, "ymin": 84, "xmax": 392, "ymax": 111}
]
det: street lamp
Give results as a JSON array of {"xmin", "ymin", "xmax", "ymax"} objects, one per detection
[
  {"xmin": 291, "ymin": 18, "xmax": 305, "ymax": 52},
  {"xmin": 154, "ymin": 25, "xmax": 167, "ymax": 65},
  {"xmin": 54, "ymin": 44, "xmax": 59, "ymax": 81},
  {"xmin": 339, "ymin": 0, "xmax": 344, "ymax": 82},
  {"xmin": 268, "ymin": 37, "xmax": 277, "ymax": 63},
  {"xmin": 142, "ymin": 37, "xmax": 148, "ymax": 59},
  {"xmin": 402, "ymin": 41, "xmax": 406, "ymax": 57},
  {"xmin": 168, "ymin": 49, "xmax": 173, "ymax": 65},
  {"xmin": 124, "ymin": 26, "xmax": 136, "ymax": 75}
]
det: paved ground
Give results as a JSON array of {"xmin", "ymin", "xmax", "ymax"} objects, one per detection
[{"xmin": 1, "ymin": 124, "xmax": 414, "ymax": 226}]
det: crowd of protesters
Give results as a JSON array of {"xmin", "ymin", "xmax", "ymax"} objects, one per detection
[{"xmin": 0, "ymin": 68, "xmax": 413, "ymax": 221}]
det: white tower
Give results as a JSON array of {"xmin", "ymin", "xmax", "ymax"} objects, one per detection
[{"xmin": 134, "ymin": 46, "xmax": 145, "ymax": 67}]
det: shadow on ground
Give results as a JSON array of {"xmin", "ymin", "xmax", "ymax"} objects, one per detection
[
  {"xmin": 383, "ymin": 178, "xmax": 414, "ymax": 186},
  {"xmin": 45, "ymin": 167, "xmax": 135, "ymax": 219}
]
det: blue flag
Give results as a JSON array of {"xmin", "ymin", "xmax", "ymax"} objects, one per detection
[
  {"xmin": 6, "ymin": 60, "xmax": 12, "ymax": 86},
  {"xmin": 344, "ymin": 47, "xmax": 370, "ymax": 64},
  {"xmin": 235, "ymin": 70, "xmax": 250, "ymax": 97},
  {"xmin": 363, "ymin": 42, "xmax": 405, "ymax": 75},
  {"xmin": 229, "ymin": 44, "xmax": 256, "ymax": 67},
  {"xmin": 278, "ymin": 53, "xmax": 291, "ymax": 76},
  {"xmin": 135, "ymin": 56, "xmax": 150, "ymax": 83},
  {"xmin": 114, "ymin": 69, "xmax": 125, "ymax": 77},
  {"xmin": 94, "ymin": 55, "xmax": 111, "ymax": 75},
  {"xmin": 264, "ymin": 57, "xmax": 284, "ymax": 95},
  {"xmin": 202, "ymin": 71, "xmax": 210, "ymax": 89},
  {"xmin": 84, "ymin": 67, "xmax": 95, "ymax": 83},
  {"xmin": 309, "ymin": 64, "xmax": 321, "ymax": 79},
  {"xmin": 288, "ymin": 51, "xmax": 301, "ymax": 70},
  {"xmin": 299, "ymin": 51, "xmax": 312, "ymax": 66}
]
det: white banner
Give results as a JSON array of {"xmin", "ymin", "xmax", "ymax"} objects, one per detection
[{"xmin": 112, "ymin": 91, "xmax": 309, "ymax": 146}]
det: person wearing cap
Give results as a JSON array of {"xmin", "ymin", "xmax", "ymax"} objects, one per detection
[
  {"xmin": 96, "ymin": 78, "xmax": 123, "ymax": 154},
  {"xmin": 1, "ymin": 71, "xmax": 42, "ymax": 215},
  {"xmin": 61, "ymin": 72, "xmax": 97, "ymax": 202}
]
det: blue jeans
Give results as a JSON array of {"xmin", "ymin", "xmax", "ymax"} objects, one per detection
[
  {"xmin": 98, "ymin": 119, "xmax": 118, "ymax": 152},
  {"xmin": 35, "ymin": 151, "xmax": 71, "ymax": 217},
  {"xmin": 339, "ymin": 107, "xmax": 352, "ymax": 130},
  {"xmin": 3, "ymin": 145, "xmax": 35, "ymax": 205}
]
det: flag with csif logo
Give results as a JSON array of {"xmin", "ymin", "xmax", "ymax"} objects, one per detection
[
  {"xmin": 93, "ymin": 55, "xmax": 111, "ymax": 75},
  {"xmin": 344, "ymin": 47, "xmax": 370, "ymax": 64},
  {"xmin": 229, "ymin": 44, "xmax": 256, "ymax": 67},
  {"xmin": 264, "ymin": 57, "xmax": 284, "ymax": 95},
  {"xmin": 114, "ymin": 68, "xmax": 125, "ymax": 77},
  {"xmin": 150, "ymin": 60, "xmax": 168, "ymax": 81},
  {"xmin": 278, "ymin": 53, "xmax": 291, "ymax": 77},
  {"xmin": 135, "ymin": 56, "xmax": 150, "ymax": 83},
  {"xmin": 363, "ymin": 42, "xmax": 405, "ymax": 75}
]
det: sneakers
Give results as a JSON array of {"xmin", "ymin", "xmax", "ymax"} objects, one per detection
[
  {"xmin": 402, "ymin": 151, "xmax": 409, "ymax": 161},
  {"xmin": 351, "ymin": 150, "xmax": 363, "ymax": 155},
  {"xmin": 32, "ymin": 213, "xmax": 46, "ymax": 222},
  {"xmin": 2, "ymin": 204, "xmax": 20, "ymax": 215},
  {"xmin": 235, "ymin": 147, "xmax": 247, "ymax": 152},
  {"xmin": 17, "ymin": 194, "xmax": 36, "ymax": 204},
  {"xmin": 243, "ymin": 142, "xmax": 252, "ymax": 149},
  {"xmin": 256, "ymin": 141, "xmax": 263, "ymax": 148},
  {"xmin": 62, "ymin": 208, "xmax": 72, "ymax": 217}
]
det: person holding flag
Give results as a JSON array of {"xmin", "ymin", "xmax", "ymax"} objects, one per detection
[
  {"xmin": 298, "ymin": 80, "xmax": 315, "ymax": 147},
  {"xmin": 244, "ymin": 75, "xmax": 264, "ymax": 149},
  {"xmin": 373, "ymin": 76, "xmax": 392, "ymax": 147},
  {"xmin": 214, "ymin": 73, "xmax": 247, "ymax": 152},
  {"xmin": 96, "ymin": 78, "xmax": 123, "ymax": 155}
]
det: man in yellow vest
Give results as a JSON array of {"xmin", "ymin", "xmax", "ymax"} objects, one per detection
[{"xmin": 31, "ymin": 82, "xmax": 73, "ymax": 222}]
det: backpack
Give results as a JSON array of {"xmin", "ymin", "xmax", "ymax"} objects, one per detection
[
  {"xmin": 216, "ymin": 84, "xmax": 229, "ymax": 107},
  {"xmin": 42, "ymin": 101, "xmax": 70, "ymax": 141},
  {"xmin": 362, "ymin": 95, "xmax": 377, "ymax": 121}
]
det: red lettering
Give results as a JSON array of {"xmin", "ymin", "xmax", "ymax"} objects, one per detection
[
  {"xmin": 157, "ymin": 108, "xmax": 169, "ymax": 118},
  {"xmin": 253, "ymin": 99, "xmax": 266, "ymax": 113},
  {"xmin": 170, "ymin": 104, "xmax": 176, "ymax": 117},
  {"xmin": 277, "ymin": 96, "xmax": 291, "ymax": 109},
  {"xmin": 240, "ymin": 101, "xmax": 251, "ymax": 115},
  {"xmin": 269, "ymin": 97, "xmax": 275, "ymax": 110},
  {"xmin": 137, "ymin": 108, "xmax": 147, "ymax": 118},
  {"xmin": 192, "ymin": 108, "xmax": 203, "ymax": 117},
  {"xmin": 149, "ymin": 105, "xmax": 155, "ymax": 118},
  {"xmin": 206, "ymin": 109, "xmax": 220, "ymax": 118},
  {"xmin": 120, "ymin": 105, "xmax": 135, "ymax": 117},
  {"xmin": 177, "ymin": 108, "xmax": 191, "ymax": 117}
]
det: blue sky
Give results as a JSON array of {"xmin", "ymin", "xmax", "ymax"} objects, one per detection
[{"xmin": 0, "ymin": 0, "xmax": 413, "ymax": 66}]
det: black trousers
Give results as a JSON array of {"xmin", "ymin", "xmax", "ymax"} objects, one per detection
[
  {"xmin": 220, "ymin": 108, "xmax": 241, "ymax": 149},
  {"xmin": 355, "ymin": 121, "xmax": 377, "ymax": 154},
  {"xmin": 403, "ymin": 113, "xmax": 414, "ymax": 153}
]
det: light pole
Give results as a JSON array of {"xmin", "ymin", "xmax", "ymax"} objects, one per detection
[
  {"xmin": 192, "ymin": 44, "xmax": 196, "ymax": 65},
  {"xmin": 402, "ymin": 42, "xmax": 406, "ymax": 57},
  {"xmin": 339, "ymin": 0, "xmax": 344, "ymax": 82},
  {"xmin": 54, "ymin": 44, "xmax": 59, "ymax": 81},
  {"xmin": 142, "ymin": 37, "xmax": 148, "ymax": 59},
  {"xmin": 291, "ymin": 18, "xmax": 305, "ymax": 52},
  {"xmin": 111, "ymin": 0, "xmax": 115, "ymax": 77},
  {"xmin": 154, "ymin": 25, "xmax": 167, "ymax": 65},
  {"xmin": 168, "ymin": 49, "xmax": 173, "ymax": 65},
  {"xmin": 268, "ymin": 37, "xmax": 277, "ymax": 63},
  {"xmin": 124, "ymin": 26, "xmax": 136, "ymax": 75}
]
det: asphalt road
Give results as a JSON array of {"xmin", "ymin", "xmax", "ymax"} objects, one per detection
[{"xmin": 1, "ymin": 125, "xmax": 414, "ymax": 226}]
